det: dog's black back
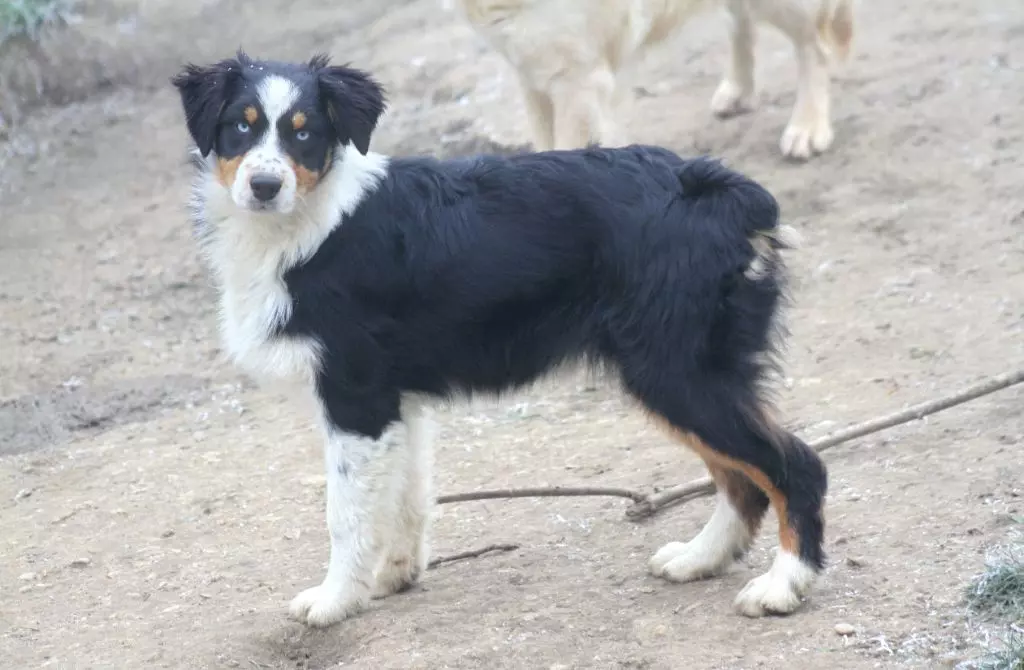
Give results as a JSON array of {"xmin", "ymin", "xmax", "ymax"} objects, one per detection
[{"xmin": 280, "ymin": 146, "xmax": 785, "ymax": 444}]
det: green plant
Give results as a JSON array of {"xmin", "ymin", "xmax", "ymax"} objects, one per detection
[
  {"xmin": 968, "ymin": 545, "xmax": 1024, "ymax": 622},
  {"xmin": 973, "ymin": 630, "xmax": 1024, "ymax": 670},
  {"xmin": 967, "ymin": 539, "xmax": 1024, "ymax": 670},
  {"xmin": 0, "ymin": 0, "xmax": 75, "ymax": 46}
]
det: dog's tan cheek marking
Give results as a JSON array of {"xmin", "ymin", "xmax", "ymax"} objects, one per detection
[
  {"xmin": 289, "ymin": 158, "xmax": 320, "ymax": 194},
  {"xmin": 217, "ymin": 156, "xmax": 243, "ymax": 189},
  {"xmin": 244, "ymin": 106, "xmax": 259, "ymax": 124},
  {"xmin": 292, "ymin": 111, "xmax": 307, "ymax": 130}
]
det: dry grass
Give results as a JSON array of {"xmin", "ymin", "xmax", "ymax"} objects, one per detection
[
  {"xmin": 972, "ymin": 631, "xmax": 1024, "ymax": 670},
  {"xmin": 968, "ymin": 543, "xmax": 1024, "ymax": 622},
  {"xmin": 966, "ymin": 538, "xmax": 1024, "ymax": 670}
]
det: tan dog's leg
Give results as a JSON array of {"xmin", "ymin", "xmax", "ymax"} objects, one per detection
[
  {"xmin": 711, "ymin": 0, "xmax": 758, "ymax": 118},
  {"xmin": 757, "ymin": 0, "xmax": 835, "ymax": 159},
  {"xmin": 549, "ymin": 67, "xmax": 618, "ymax": 150},
  {"xmin": 518, "ymin": 77, "xmax": 556, "ymax": 151},
  {"xmin": 780, "ymin": 36, "xmax": 833, "ymax": 159}
]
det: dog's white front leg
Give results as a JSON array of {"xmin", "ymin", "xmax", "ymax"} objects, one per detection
[{"xmin": 289, "ymin": 421, "xmax": 406, "ymax": 627}]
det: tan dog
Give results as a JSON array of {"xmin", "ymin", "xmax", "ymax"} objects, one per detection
[{"xmin": 449, "ymin": 0, "xmax": 855, "ymax": 160}]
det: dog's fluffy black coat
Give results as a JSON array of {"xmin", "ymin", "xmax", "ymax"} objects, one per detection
[
  {"xmin": 278, "ymin": 145, "xmax": 825, "ymax": 568},
  {"xmin": 285, "ymin": 147, "xmax": 776, "ymax": 435}
]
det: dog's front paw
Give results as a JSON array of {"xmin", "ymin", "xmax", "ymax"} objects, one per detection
[
  {"xmin": 779, "ymin": 116, "xmax": 834, "ymax": 161},
  {"xmin": 288, "ymin": 584, "xmax": 366, "ymax": 627}
]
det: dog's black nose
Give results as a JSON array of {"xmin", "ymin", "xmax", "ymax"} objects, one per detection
[{"xmin": 250, "ymin": 173, "xmax": 283, "ymax": 202}]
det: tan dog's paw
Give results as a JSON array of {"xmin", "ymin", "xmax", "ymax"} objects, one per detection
[
  {"xmin": 711, "ymin": 80, "xmax": 757, "ymax": 118},
  {"xmin": 779, "ymin": 116, "xmax": 834, "ymax": 161}
]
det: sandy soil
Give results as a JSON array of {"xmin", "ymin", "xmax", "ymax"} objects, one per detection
[{"xmin": 1, "ymin": 0, "xmax": 1023, "ymax": 668}]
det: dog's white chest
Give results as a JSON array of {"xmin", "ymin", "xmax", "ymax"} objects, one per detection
[{"xmin": 216, "ymin": 253, "xmax": 321, "ymax": 383}]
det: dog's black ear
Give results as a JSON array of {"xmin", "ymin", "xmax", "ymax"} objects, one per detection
[
  {"xmin": 313, "ymin": 56, "xmax": 386, "ymax": 155},
  {"xmin": 171, "ymin": 56, "xmax": 242, "ymax": 157}
]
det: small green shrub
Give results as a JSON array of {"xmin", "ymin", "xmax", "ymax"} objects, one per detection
[
  {"xmin": 973, "ymin": 630, "xmax": 1023, "ymax": 670},
  {"xmin": 967, "ymin": 539, "xmax": 1024, "ymax": 670},
  {"xmin": 0, "ymin": 0, "xmax": 75, "ymax": 46},
  {"xmin": 968, "ymin": 546, "xmax": 1024, "ymax": 622}
]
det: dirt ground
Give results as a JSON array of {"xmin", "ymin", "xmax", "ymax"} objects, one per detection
[{"xmin": 1, "ymin": 0, "xmax": 1023, "ymax": 668}]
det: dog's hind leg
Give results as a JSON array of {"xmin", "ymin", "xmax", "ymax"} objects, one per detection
[
  {"xmin": 372, "ymin": 403, "xmax": 436, "ymax": 599},
  {"xmin": 640, "ymin": 389, "xmax": 827, "ymax": 616},
  {"xmin": 711, "ymin": 0, "xmax": 759, "ymax": 118},
  {"xmin": 624, "ymin": 352, "xmax": 826, "ymax": 616},
  {"xmin": 650, "ymin": 462, "xmax": 768, "ymax": 582}
]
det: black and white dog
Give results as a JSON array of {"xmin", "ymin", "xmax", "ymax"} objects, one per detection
[{"xmin": 172, "ymin": 52, "xmax": 827, "ymax": 628}]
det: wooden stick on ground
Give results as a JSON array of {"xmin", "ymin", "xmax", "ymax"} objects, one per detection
[
  {"xmin": 427, "ymin": 543, "xmax": 520, "ymax": 569},
  {"xmin": 434, "ymin": 368, "xmax": 1024, "ymax": 520},
  {"xmin": 437, "ymin": 486, "xmax": 645, "ymax": 506}
]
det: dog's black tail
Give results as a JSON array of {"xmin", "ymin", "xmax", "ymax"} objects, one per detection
[
  {"xmin": 674, "ymin": 157, "xmax": 792, "ymax": 242},
  {"xmin": 669, "ymin": 156, "xmax": 799, "ymax": 393},
  {"xmin": 673, "ymin": 157, "xmax": 800, "ymax": 299}
]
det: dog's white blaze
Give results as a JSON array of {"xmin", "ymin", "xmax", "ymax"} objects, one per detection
[
  {"xmin": 199, "ymin": 145, "xmax": 389, "ymax": 381},
  {"xmin": 734, "ymin": 549, "xmax": 818, "ymax": 617},
  {"xmin": 649, "ymin": 491, "xmax": 751, "ymax": 581},
  {"xmin": 258, "ymin": 75, "xmax": 301, "ymax": 124},
  {"xmin": 289, "ymin": 397, "xmax": 436, "ymax": 627},
  {"xmin": 230, "ymin": 76, "xmax": 303, "ymax": 212}
]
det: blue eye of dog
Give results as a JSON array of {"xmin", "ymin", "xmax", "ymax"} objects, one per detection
[
  {"xmin": 236, "ymin": 122, "xmax": 250, "ymax": 134},
  {"xmin": 296, "ymin": 130, "xmax": 310, "ymax": 141}
]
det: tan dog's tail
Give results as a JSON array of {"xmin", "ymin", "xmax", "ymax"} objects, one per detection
[{"xmin": 816, "ymin": 0, "xmax": 856, "ymax": 62}]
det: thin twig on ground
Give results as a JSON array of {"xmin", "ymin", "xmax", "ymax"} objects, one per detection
[
  {"xmin": 427, "ymin": 543, "xmax": 520, "ymax": 569},
  {"xmin": 433, "ymin": 368, "xmax": 1024, "ymax": 520},
  {"xmin": 437, "ymin": 486, "xmax": 645, "ymax": 505}
]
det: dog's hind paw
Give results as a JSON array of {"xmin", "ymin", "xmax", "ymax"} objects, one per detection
[
  {"xmin": 733, "ymin": 551, "xmax": 818, "ymax": 617},
  {"xmin": 649, "ymin": 540, "xmax": 734, "ymax": 583}
]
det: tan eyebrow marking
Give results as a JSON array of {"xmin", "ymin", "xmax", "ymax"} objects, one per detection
[
  {"xmin": 244, "ymin": 106, "xmax": 259, "ymax": 124},
  {"xmin": 292, "ymin": 111, "xmax": 307, "ymax": 130}
]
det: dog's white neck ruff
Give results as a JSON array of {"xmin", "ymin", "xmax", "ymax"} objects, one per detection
[{"xmin": 194, "ymin": 143, "xmax": 389, "ymax": 381}]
